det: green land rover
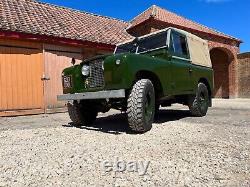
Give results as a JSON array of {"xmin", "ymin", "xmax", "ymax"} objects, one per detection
[{"xmin": 58, "ymin": 27, "xmax": 214, "ymax": 133}]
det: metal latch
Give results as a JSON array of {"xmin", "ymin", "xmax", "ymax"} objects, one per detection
[{"xmin": 41, "ymin": 73, "xmax": 50, "ymax": 81}]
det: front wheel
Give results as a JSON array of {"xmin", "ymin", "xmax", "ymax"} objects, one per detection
[
  {"xmin": 188, "ymin": 83, "xmax": 209, "ymax": 117},
  {"xmin": 67, "ymin": 101, "xmax": 98, "ymax": 127},
  {"xmin": 127, "ymin": 79, "xmax": 155, "ymax": 133}
]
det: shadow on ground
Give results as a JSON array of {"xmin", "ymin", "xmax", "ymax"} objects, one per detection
[{"xmin": 63, "ymin": 109, "xmax": 191, "ymax": 134}]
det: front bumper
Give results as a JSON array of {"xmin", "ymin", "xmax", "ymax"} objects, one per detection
[{"xmin": 57, "ymin": 89, "xmax": 125, "ymax": 101}]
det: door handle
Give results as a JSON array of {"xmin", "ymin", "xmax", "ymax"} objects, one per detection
[
  {"xmin": 189, "ymin": 68, "xmax": 193, "ymax": 73},
  {"xmin": 41, "ymin": 77, "xmax": 50, "ymax": 81}
]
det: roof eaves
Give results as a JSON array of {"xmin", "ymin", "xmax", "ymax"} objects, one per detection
[
  {"xmin": 0, "ymin": 29, "xmax": 116, "ymax": 49},
  {"xmin": 238, "ymin": 52, "xmax": 250, "ymax": 57}
]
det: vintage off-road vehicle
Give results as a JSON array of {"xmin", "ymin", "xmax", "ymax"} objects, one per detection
[{"xmin": 58, "ymin": 27, "xmax": 214, "ymax": 133}]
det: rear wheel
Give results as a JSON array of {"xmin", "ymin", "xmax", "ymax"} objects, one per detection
[
  {"xmin": 127, "ymin": 79, "xmax": 155, "ymax": 133},
  {"xmin": 67, "ymin": 101, "xmax": 98, "ymax": 127},
  {"xmin": 188, "ymin": 83, "xmax": 209, "ymax": 117}
]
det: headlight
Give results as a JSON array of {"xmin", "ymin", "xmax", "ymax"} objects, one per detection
[
  {"xmin": 82, "ymin": 65, "xmax": 90, "ymax": 76},
  {"xmin": 116, "ymin": 59, "xmax": 121, "ymax": 65},
  {"xmin": 102, "ymin": 62, "xmax": 105, "ymax": 70}
]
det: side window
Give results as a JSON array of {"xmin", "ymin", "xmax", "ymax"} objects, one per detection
[{"xmin": 170, "ymin": 31, "xmax": 189, "ymax": 59}]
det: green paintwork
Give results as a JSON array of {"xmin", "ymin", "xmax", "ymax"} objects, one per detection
[
  {"xmin": 62, "ymin": 50, "xmax": 213, "ymax": 96},
  {"xmin": 61, "ymin": 32, "xmax": 214, "ymax": 100}
]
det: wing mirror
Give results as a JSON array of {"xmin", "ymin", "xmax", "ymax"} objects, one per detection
[
  {"xmin": 71, "ymin": 58, "xmax": 76, "ymax": 66},
  {"xmin": 132, "ymin": 37, "xmax": 139, "ymax": 47}
]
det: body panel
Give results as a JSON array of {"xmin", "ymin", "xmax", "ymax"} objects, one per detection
[{"xmin": 170, "ymin": 56, "xmax": 192, "ymax": 95}]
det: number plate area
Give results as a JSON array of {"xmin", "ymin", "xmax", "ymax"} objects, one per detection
[{"xmin": 63, "ymin": 76, "xmax": 72, "ymax": 88}]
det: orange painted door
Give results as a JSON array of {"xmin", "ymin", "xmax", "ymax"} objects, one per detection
[
  {"xmin": 44, "ymin": 45, "xmax": 82, "ymax": 111},
  {"xmin": 0, "ymin": 45, "xmax": 44, "ymax": 112}
]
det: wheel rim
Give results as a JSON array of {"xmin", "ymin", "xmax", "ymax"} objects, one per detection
[
  {"xmin": 199, "ymin": 92, "xmax": 208, "ymax": 112},
  {"xmin": 144, "ymin": 91, "xmax": 154, "ymax": 122}
]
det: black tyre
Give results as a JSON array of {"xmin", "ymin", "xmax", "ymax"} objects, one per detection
[
  {"xmin": 188, "ymin": 83, "xmax": 209, "ymax": 117},
  {"xmin": 127, "ymin": 79, "xmax": 155, "ymax": 133},
  {"xmin": 154, "ymin": 104, "xmax": 160, "ymax": 119},
  {"xmin": 67, "ymin": 101, "xmax": 98, "ymax": 127}
]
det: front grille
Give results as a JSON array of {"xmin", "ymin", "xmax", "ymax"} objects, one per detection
[{"xmin": 86, "ymin": 59, "xmax": 105, "ymax": 88}]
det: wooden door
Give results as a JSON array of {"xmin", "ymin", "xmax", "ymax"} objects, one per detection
[
  {"xmin": 44, "ymin": 45, "xmax": 82, "ymax": 112},
  {"xmin": 0, "ymin": 44, "xmax": 44, "ymax": 116}
]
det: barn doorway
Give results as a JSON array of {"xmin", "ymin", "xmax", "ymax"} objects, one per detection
[
  {"xmin": 0, "ymin": 41, "xmax": 44, "ymax": 116},
  {"xmin": 44, "ymin": 44, "xmax": 83, "ymax": 113},
  {"xmin": 210, "ymin": 48, "xmax": 232, "ymax": 98}
]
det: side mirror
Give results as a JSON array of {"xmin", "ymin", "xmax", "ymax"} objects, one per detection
[
  {"xmin": 132, "ymin": 37, "xmax": 139, "ymax": 47},
  {"xmin": 71, "ymin": 58, "xmax": 76, "ymax": 66}
]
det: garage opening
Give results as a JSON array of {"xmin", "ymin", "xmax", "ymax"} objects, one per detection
[
  {"xmin": 210, "ymin": 48, "xmax": 232, "ymax": 98},
  {"xmin": 44, "ymin": 44, "xmax": 83, "ymax": 113},
  {"xmin": 0, "ymin": 44, "xmax": 44, "ymax": 116}
]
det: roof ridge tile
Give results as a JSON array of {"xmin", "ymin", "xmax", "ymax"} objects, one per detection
[{"xmin": 130, "ymin": 5, "xmax": 154, "ymax": 23}]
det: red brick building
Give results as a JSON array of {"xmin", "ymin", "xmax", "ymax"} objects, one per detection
[
  {"xmin": 127, "ymin": 5, "xmax": 242, "ymax": 99},
  {"xmin": 0, "ymin": 0, "xmax": 243, "ymax": 116},
  {"xmin": 237, "ymin": 53, "xmax": 250, "ymax": 98}
]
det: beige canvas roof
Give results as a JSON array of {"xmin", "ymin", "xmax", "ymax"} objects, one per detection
[{"xmin": 171, "ymin": 28, "xmax": 212, "ymax": 68}]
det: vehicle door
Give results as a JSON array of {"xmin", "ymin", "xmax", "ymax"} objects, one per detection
[
  {"xmin": 137, "ymin": 32, "xmax": 172, "ymax": 95},
  {"xmin": 169, "ymin": 30, "xmax": 193, "ymax": 95}
]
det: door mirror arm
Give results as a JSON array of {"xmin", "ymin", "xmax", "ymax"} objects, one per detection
[{"xmin": 71, "ymin": 58, "xmax": 76, "ymax": 66}]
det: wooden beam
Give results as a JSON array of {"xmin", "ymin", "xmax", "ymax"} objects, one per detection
[{"xmin": 0, "ymin": 30, "xmax": 115, "ymax": 51}]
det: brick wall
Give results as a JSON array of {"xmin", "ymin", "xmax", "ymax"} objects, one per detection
[
  {"xmin": 210, "ymin": 48, "xmax": 230, "ymax": 98},
  {"xmin": 208, "ymin": 41, "xmax": 239, "ymax": 98},
  {"xmin": 237, "ymin": 53, "xmax": 250, "ymax": 98}
]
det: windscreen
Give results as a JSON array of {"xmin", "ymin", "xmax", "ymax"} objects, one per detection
[
  {"xmin": 115, "ymin": 42, "xmax": 137, "ymax": 54},
  {"xmin": 115, "ymin": 31, "xmax": 168, "ymax": 54},
  {"xmin": 137, "ymin": 32, "xmax": 168, "ymax": 53}
]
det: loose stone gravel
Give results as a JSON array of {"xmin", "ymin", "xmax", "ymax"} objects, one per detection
[{"xmin": 0, "ymin": 99, "xmax": 249, "ymax": 187}]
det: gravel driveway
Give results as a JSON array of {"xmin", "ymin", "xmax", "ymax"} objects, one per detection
[{"xmin": 0, "ymin": 99, "xmax": 249, "ymax": 187}]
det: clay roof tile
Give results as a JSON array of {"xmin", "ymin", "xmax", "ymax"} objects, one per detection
[{"xmin": 0, "ymin": 0, "xmax": 133, "ymax": 45}]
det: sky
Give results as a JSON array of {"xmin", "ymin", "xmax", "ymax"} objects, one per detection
[{"xmin": 40, "ymin": 0, "xmax": 250, "ymax": 52}]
